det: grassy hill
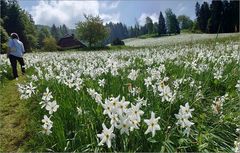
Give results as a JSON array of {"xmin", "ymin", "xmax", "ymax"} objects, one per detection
[{"xmin": 123, "ymin": 33, "xmax": 240, "ymax": 47}]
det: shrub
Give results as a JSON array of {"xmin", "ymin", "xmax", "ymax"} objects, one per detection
[
  {"xmin": 0, "ymin": 26, "xmax": 9, "ymax": 54},
  {"xmin": 111, "ymin": 38, "xmax": 125, "ymax": 46},
  {"xmin": 43, "ymin": 37, "xmax": 58, "ymax": 51},
  {"xmin": 1, "ymin": 43, "xmax": 8, "ymax": 54}
]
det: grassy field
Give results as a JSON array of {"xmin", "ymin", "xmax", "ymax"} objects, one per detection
[
  {"xmin": 124, "ymin": 33, "xmax": 240, "ymax": 47},
  {"xmin": 0, "ymin": 33, "xmax": 240, "ymax": 152}
]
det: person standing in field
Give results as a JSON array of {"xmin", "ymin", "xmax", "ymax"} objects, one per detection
[{"xmin": 7, "ymin": 33, "xmax": 26, "ymax": 80}]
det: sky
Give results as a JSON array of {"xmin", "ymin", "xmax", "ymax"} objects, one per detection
[{"xmin": 19, "ymin": 0, "xmax": 212, "ymax": 29}]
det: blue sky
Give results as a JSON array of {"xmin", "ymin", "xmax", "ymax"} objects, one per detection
[{"xmin": 19, "ymin": 0, "xmax": 212, "ymax": 28}]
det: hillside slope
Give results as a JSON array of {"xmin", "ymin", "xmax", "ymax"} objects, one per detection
[{"xmin": 123, "ymin": 33, "xmax": 240, "ymax": 47}]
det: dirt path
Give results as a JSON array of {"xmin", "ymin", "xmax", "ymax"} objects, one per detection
[{"xmin": 0, "ymin": 76, "xmax": 29, "ymax": 152}]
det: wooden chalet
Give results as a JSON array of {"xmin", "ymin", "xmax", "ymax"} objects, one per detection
[{"xmin": 58, "ymin": 34, "xmax": 86, "ymax": 49}]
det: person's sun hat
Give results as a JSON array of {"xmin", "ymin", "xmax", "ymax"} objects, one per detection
[{"xmin": 10, "ymin": 33, "xmax": 19, "ymax": 39}]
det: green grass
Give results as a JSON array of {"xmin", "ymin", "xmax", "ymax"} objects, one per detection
[
  {"xmin": 138, "ymin": 33, "xmax": 159, "ymax": 39},
  {"xmin": 0, "ymin": 75, "xmax": 30, "ymax": 152}
]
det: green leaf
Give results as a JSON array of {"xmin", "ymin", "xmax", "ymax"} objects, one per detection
[{"xmin": 147, "ymin": 137, "xmax": 158, "ymax": 143}]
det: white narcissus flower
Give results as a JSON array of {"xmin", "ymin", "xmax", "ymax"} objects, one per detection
[
  {"xmin": 175, "ymin": 102, "xmax": 194, "ymax": 137},
  {"xmin": 175, "ymin": 115, "xmax": 194, "ymax": 128},
  {"xmin": 129, "ymin": 87, "xmax": 137, "ymax": 96},
  {"xmin": 87, "ymin": 88, "xmax": 95, "ymax": 97},
  {"xmin": 144, "ymin": 77, "xmax": 152, "ymax": 88},
  {"xmin": 234, "ymin": 140, "xmax": 240, "ymax": 153},
  {"xmin": 98, "ymin": 79, "xmax": 105, "ymax": 87},
  {"xmin": 128, "ymin": 69, "xmax": 139, "ymax": 81},
  {"xmin": 17, "ymin": 82, "xmax": 37, "ymax": 99},
  {"xmin": 102, "ymin": 99, "xmax": 112, "ymax": 116},
  {"xmin": 42, "ymin": 125, "xmax": 52, "ymax": 135},
  {"xmin": 97, "ymin": 123, "xmax": 115, "ymax": 148},
  {"xmin": 180, "ymin": 102, "xmax": 194, "ymax": 118},
  {"xmin": 213, "ymin": 69, "xmax": 223, "ymax": 80},
  {"xmin": 42, "ymin": 115, "xmax": 53, "ymax": 125},
  {"xmin": 128, "ymin": 103, "xmax": 144, "ymax": 122},
  {"xmin": 42, "ymin": 87, "xmax": 53, "ymax": 102},
  {"xmin": 25, "ymin": 82, "xmax": 36, "ymax": 97},
  {"xmin": 31, "ymin": 75, "xmax": 38, "ymax": 82},
  {"xmin": 95, "ymin": 93, "xmax": 102, "ymax": 104},
  {"xmin": 110, "ymin": 96, "xmax": 120, "ymax": 109},
  {"xmin": 144, "ymin": 112, "xmax": 161, "ymax": 137},
  {"xmin": 46, "ymin": 100, "xmax": 59, "ymax": 114},
  {"xmin": 77, "ymin": 106, "xmax": 83, "ymax": 115},
  {"xmin": 116, "ymin": 116, "xmax": 131, "ymax": 135},
  {"xmin": 39, "ymin": 100, "xmax": 50, "ymax": 109},
  {"xmin": 41, "ymin": 115, "xmax": 53, "ymax": 135},
  {"xmin": 235, "ymin": 80, "xmax": 240, "ymax": 92},
  {"xmin": 129, "ymin": 119, "xmax": 140, "ymax": 131},
  {"xmin": 109, "ymin": 113, "xmax": 119, "ymax": 127},
  {"xmin": 135, "ymin": 97, "xmax": 147, "ymax": 106},
  {"xmin": 159, "ymin": 85, "xmax": 173, "ymax": 102},
  {"xmin": 87, "ymin": 88, "xmax": 102, "ymax": 104},
  {"xmin": 17, "ymin": 83, "xmax": 25, "ymax": 94},
  {"xmin": 117, "ymin": 96, "xmax": 129, "ymax": 115}
]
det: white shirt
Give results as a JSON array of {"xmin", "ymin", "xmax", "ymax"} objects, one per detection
[{"xmin": 8, "ymin": 38, "xmax": 25, "ymax": 57}]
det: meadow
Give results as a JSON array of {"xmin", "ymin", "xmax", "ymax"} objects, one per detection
[{"xmin": 0, "ymin": 34, "xmax": 240, "ymax": 152}]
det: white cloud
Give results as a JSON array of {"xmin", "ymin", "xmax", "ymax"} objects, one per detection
[
  {"xmin": 100, "ymin": 13, "xmax": 120, "ymax": 24},
  {"xmin": 30, "ymin": 0, "xmax": 120, "ymax": 29},
  {"xmin": 100, "ymin": 1, "xmax": 120, "ymax": 9},
  {"xmin": 179, "ymin": 6, "xmax": 186, "ymax": 13},
  {"xmin": 138, "ymin": 13, "xmax": 158, "ymax": 26},
  {"xmin": 177, "ymin": 3, "xmax": 186, "ymax": 14}
]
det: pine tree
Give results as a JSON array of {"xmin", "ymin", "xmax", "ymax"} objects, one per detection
[
  {"xmin": 222, "ymin": 0, "xmax": 231, "ymax": 33},
  {"xmin": 174, "ymin": 14, "xmax": 180, "ymax": 34},
  {"xmin": 158, "ymin": 11, "xmax": 166, "ymax": 36},
  {"xmin": 207, "ymin": 0, "xmax": 223, "ymax": 33},
  {"xmin": 194, "ymin": 2, "xmax": 201, "ymax": 31},
  {"xmin": 128, "ymin": 26, "xmax": 135, "ymax": 37},
  {"xmin": 230, "ymin": 0, "xmax": 239, "ymax": 32},
  {"xmin": 199, "ymin": 2, "xmax": 211, "ymax": 32},
  {"xmin": 51, "ymin": 24, "xmax": 60, "ymax": 41},
  {"xmin": 165, "ymin": 9, "xmax": 180, "ymax": 34},
  {"xmin": 195, "ymin": 2, "xmax": 200, "ymax": 23},
  {"xmin": 134, "ymin": 19, "xmax": 140, "ymax": 37}
]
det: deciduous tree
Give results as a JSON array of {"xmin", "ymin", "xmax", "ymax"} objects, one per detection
[{"xmin": 76, "ymin": 14, "xmax": 108, "ymax": 47}]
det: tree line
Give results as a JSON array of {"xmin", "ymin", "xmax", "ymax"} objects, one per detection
[
  {"xmin": 128, "ymin": 8, "xmax": 181, "ymax": 38},
  {"xmin": 1, "ymin": 0, "xmax": 239, "ymax": 52},
  {"xmin": 105, "ymin": 8, "xmax": 181, "ymax": 44},
  {"xmin": 195, "ymin": 0, "xmax": 239, "ymax": 33}
]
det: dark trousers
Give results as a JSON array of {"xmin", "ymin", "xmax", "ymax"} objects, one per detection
[{"xmin": 9, "ymin": 54, "xmax": 25, "ymax": 78}]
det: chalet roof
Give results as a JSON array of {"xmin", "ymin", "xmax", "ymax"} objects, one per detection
[{"xmin": 62, "ymin": 34, "xmax": 74, "ymax": 39}]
